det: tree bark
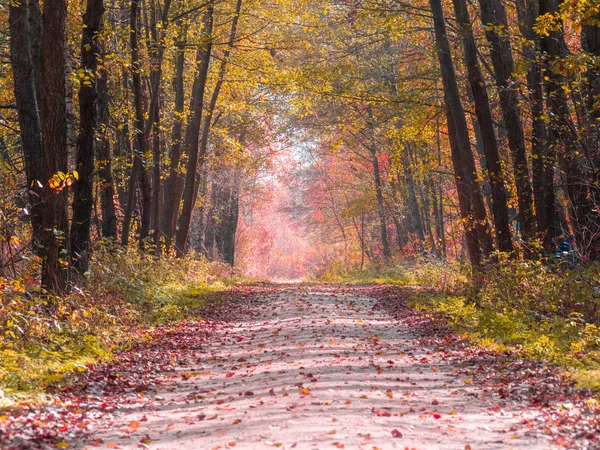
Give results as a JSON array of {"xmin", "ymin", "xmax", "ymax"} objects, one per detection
[
  {"xmin": 160, "ymin": 21, "xmax": 188, "ymax": 252},
  {"xmin": 478, "ymin": 0, "xmax": 536, "ymax": 244},
  {"xmin": 71, "ymin": 0, "xmax": 105, "ymax": 275},
  {"xmin": 9, "ymin": 1, "xmax": 44, "ymax": 253},
  {"xmin": 175, "ymin": 6, "xmax": 214, "ymax": 257},
  {"xmin": 540, "ymin": 0, "xmax": 598, "ymax": 260},
  {"xmin": 516, "ymin": 0, "xmax": 558, "ymax": 250},
  {"xmin": 453, "ymin": 0, "xmax": 513, "ymax": 254},
  {"xmin": 96, "ymin": 66, "xmax": 117, "ymax": 239},
  {"xmin": 430, "ymin": 0, "xmax": 493, "ymax": 266},
  {"xmin": 40, "ymin": 0, "xmax": 69, "ymax": 294},
  {"xmin": 121, "ymin": 0, "xmax": 149, "ymax": 247}
]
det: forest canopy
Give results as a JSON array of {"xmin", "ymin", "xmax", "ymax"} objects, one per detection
[{"xmin": 1, "ymin": 0, "xmax": 600, "ymax": 284}]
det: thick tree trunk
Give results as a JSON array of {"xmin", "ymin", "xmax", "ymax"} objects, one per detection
[
  {"xmin": 71, "ymin": 0, "xmax": 105, "ymax": 275},
  {"xmin": 453, "ymin": 0, "xmax": 513, "ymax": 254},
  {"xmin": 175, "ymin": 6, "xmax": 214, "ymax": 257},
  {"xmin": 9, "ymin": 1, "xmax": 44, "ymax": 253},
  {"xmin": 478, "ymin": 0, "xmax": 536, "ymax": 244},
  {"xmin": 430, "ymin": 0, "xmax": 493, "ymax": 266},
  {"xmin": 40, "ymin": 0, "xmax": 69, "ymax": 294}
]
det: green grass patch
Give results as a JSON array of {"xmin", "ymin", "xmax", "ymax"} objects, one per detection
[{"xmin": 0, "ymin": 248, "xmax": 240, "ymax": 397}]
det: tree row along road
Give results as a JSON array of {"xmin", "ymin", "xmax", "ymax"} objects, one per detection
[{"xmin": 43, "ymin": 284, "xmax": 565, "ymax": 450}]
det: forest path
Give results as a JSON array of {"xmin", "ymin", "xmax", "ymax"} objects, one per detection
[{"xmin": 83, "ymin": 284, "xmax": 560, "ymax": 450}]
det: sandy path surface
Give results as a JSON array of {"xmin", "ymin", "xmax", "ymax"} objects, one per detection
[{"xmin": 84, "ymin": 285, "xmax": 557, "ymax": 450}]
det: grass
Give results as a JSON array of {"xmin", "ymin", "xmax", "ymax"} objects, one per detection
[
  {"xmin": 320, "ymin": 257, "xmax": 600, "ymax": 391},
  {"xmin": 0, "ymin": 248, "xmax": 252, "ymax": 398}
]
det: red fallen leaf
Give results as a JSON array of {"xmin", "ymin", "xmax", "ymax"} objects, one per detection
[
  {"xmin": 433, "ymin": 413, "xmax": 442, "ymax": 419},
  {"xmin": 198, "ymin": 414, "xmax": 206, "ymax": 420},
  {"xmin": 89, "ymin": 442, "xmax": 101, "ymax": 447},
  {"xmin": 334, "ymin": 444, "xmax": 345, "ymax": 449},
  {"xmin": 232, "ymin": 418, "xmax": 241, "ymax": 424},
  {"xmin": 391, "ymin": 429, "xmax": 403, "ymax": 438},
  {"xmin": 226, "ymin": 372, "xmax": 235, "ymax": 378},
  {"xmin": 268, "ymin": 388, "xmax": 276, "ymax": 396},
  {"xmin": 432, "ymin": 399, "xmax": 439, "ymax": 405}
]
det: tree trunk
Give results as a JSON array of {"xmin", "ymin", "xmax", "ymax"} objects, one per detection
[
  {"xmin": 40, "ymin": 0, "xmax": 69, "ymax": 294},
  {"xmin": 160, "ymin": 21, "xmax": 187, "ymax": 252},
  {"xmin": 175, "ymin": 6, "xmax": 214, "ymax": 257},
  {"xmin": 369, "ymin": 146, "xmax": 391, "ymax": 260},
  {"xmin": 193, "ymin": 0, "xmax": 243, "ymax": 201},
  {"xmin": 71, "ymin": 0, "xmax": 105, "ymax": 275},
  {"xmin": 96, "ymin": 66, "xmax": 117, "ymax": 239},
  {"xmin": 478, "ymin": 0, "xmax": 536, "ymax": 244},
  {"xmin": 453, "ymin": 0, "xmax": 513, "ymax": 254},
  {"xmin": 121, "ymin": 0, "xmax": 149, "ymax": 247},
  {"xmin": 27, "ymin": 0, "xmax": 42, "ymax": 103},
  {"xmin": 9, "ymin": 1, "xmax": 44, "ymax": 253},
  {"xmin": 540, "ymin": 0, "xmax": 598, "ymax": 260},
  {"xmin": 430, "ymin": 0, "xmax": 493, "ymax": 266},
  {"xmin": 516, "ymin": 0, "xmax": 558, "ymax": 250}
]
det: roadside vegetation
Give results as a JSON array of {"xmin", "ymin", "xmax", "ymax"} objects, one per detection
[
  {"xmin": 0, "ymin": 250, "xmax": 244, "ymax": 397},
  {"xmin": 319, "ymin": 258, "xmax": 600, "ymax": 391}
]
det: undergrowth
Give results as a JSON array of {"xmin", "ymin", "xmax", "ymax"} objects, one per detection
[
  {"xmin": 322, "ymin": 257, "xmax": 600, "ymax": 391},
  {"xmin": 0, "ymin": 247, "xmax": 247, "ymax": 397}
]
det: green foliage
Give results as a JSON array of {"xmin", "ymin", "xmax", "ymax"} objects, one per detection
[
  {"xmin": 406, "ymin": 260, "xmax": 600, "ymax": 390},
  {"xmin": 318, "ymin": 258, "xmax": 470, "ymax": 293},
  {"xmin": 324, "ymin": 257, "xmax": 600, "ymax": 390},
  {"xmin": 0, "ymin": 248, "xmax": 239, "ymax": 394}
]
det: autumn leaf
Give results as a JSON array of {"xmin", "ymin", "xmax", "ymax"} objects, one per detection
[
  {"xmin": 300, "ymin": 387, "xmax": 311, "ymax": 395},
  {"xmin": 391, "ymin": 429, "xmax": 403, "ymax": 438}
]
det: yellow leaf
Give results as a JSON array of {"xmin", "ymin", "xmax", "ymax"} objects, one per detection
[{"xmin": 55, "ymin": 443, "xmax": 70, "ymax": 449}]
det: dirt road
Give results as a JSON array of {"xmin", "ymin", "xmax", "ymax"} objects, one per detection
[{"xmin": 81, "ymin": 284, "xmax": 564, "ymax": 450}]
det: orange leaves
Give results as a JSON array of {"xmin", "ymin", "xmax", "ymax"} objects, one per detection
[
  {"xmin": 385, "ymin": 389, "xmax": 393, "ymax": 399},
  {"xmin": 300, "ymin": 387, "xmax": 311, "ymax": 395}
]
